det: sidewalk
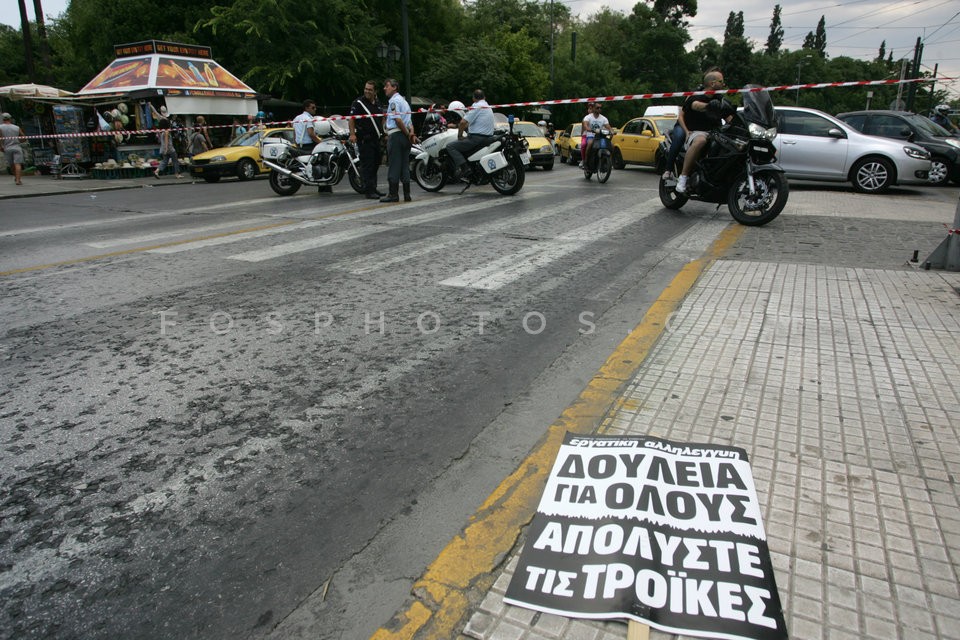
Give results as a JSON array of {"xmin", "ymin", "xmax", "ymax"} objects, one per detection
[
  {"xmin": 0, "ymin": 173, "xmax": 191, "ymax": 199},
  {"xmin": 377, "ymin": 189, "xmax": 960, "ymax": 639}
]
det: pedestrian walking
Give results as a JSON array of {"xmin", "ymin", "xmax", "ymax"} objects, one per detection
[
  {"xmin": 154, "ymin": 118, "xmax": 182, "ymax": 178},
  {"xmin": 349, "ymin": 80, "xmax": 385, "ymax": 199},
  {"xmin": 0, "ymin": 112, "xmax": 27, "ymax": 186},
  {"xmin": 381, "ymin": 78, "xmax": 416, "ymax": 202}
]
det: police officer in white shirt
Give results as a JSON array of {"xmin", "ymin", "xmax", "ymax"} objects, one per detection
[{"xmin": 447, "ymin": 89, "xmax": 495, "ymax": 180}]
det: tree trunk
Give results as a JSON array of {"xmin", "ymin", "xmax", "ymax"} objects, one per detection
[
  {"xmin": 17, "ymin": 0, "xmax": 36, "ymax": 82},
  {"xmin": 33, "ymin": 0, "xmax": 53, "ymax": 79}
]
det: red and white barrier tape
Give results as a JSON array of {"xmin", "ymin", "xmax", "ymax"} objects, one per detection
[{"xmin": 0, "ymin": 77, "xmax": 944, "ymax": 143}]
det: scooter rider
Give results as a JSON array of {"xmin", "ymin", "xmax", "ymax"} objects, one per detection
[
  {"xmin": 580, "ymin": 102, "xmax": 610, "ymax": 169},
  {"xmin": 931, "ymin": 104, "xmax": 958, "ymax": 134},
  {"xmin": 447, "ymin": 89, "xmax": 495, "ymax": 180}
]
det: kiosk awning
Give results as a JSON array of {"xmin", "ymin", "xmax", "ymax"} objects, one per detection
[{"xmin": 74, "ymin": 41, "xmax": 257, "ymax": 115}]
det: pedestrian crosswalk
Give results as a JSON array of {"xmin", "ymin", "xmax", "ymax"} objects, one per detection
[{"xmin": 84, "ymin": 194, "xmax": 664, "ymax": 290}]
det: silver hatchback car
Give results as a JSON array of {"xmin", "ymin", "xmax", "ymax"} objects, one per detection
[{"xmin": 773, "ymin": 106, "xmax": 930, "ymax": 193}]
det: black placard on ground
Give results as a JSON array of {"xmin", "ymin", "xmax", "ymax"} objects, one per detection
[{"xmin": 504, "ymin": 433, "xmax": 787, "ymax": 640}]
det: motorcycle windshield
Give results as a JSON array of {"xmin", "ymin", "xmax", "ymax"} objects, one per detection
[{"xmin": 740, "ymin": 87, "xmax": 775, "ymax": 128}]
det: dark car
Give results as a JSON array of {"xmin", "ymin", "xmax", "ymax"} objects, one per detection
[{"xmin": 836, "ymin": 110, "xmax": 960, "ymax": 186}]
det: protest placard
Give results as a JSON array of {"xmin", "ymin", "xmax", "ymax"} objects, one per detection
[{"xmin": 504, "ymin": 433, "xmax": 787, "ymax": 640}]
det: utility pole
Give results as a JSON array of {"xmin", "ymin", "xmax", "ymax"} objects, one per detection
[
  {"xmin": 549, "ymin": 0, "xmax": 555, "ymax": 98},
  {"xmin": 905, "ymin": 36, "xmax": 922, "ymax": 113},
  {"xmin": 32, "ymin": 0, "xmax": 52, "ymax": 79}
]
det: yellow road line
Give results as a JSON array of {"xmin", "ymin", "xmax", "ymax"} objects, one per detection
[
  {"xmin": 0, "ymin": 203, "xmax": 393, "ymax": 277},
  {"xmin": 371, "ymin": 222, "xmax": 745, "ymax": 640}
]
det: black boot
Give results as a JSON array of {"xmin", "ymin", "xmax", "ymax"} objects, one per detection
[
  {"xmin": 402, "ymin": 183, "xmax": 412, "ymax": 202},
  {"xmin": 380, "ymin": 181, "xmax": 399, "ymax": 203}
]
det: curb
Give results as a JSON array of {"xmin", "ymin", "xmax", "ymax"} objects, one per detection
[
  {"xmin": 0, "ymin": 179, "xmax": 198, "ymax": 200},
  {"xmin": 371, "ymin": 223, "xmax": 746, "ymax": 640}
]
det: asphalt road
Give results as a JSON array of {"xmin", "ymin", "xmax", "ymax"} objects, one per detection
[
  {"xmin": 2, "ymin": 166, "xmax": 955, "ymax": 640},
  {"xmin": 0, "ymin": 165, "xmax": 737, "ymax": 639}
]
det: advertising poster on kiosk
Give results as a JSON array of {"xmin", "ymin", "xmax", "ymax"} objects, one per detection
[{"xmin": 504, "ymin": 433, "xmax": 788, "ymax": 640}]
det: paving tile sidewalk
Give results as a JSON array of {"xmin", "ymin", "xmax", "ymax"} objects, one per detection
[
  {"xmin": 464, "ymin": 259, "xmax": 960, "ymax": 640},
  {"xmin": 0, "ymin": 174, "xmax": 193, "ymax": 199}
]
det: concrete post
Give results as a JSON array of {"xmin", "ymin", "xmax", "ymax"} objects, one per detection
[{"xmin": 924, "ymin": 193, "xmax": 960, "ymax": 271}]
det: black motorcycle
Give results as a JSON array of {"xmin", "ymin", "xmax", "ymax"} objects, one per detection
[
  {"xmin": 659, "ymin": 87, "xmax": 788, "ymax": 226},
  {"xmin": 582, "ymin": 127, "xmax": 613, "ymax": 183}
]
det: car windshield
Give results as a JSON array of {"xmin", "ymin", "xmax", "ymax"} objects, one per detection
[
  {"xmin": 741, "ymin": 87, "xmax": 775, "ymax": 127},
  {"xmin": 229, "ymin": 131, "xmax": 263, "ymax": 147},
  {"xmin": 903, "ymin": 113, "xmax": 952, "ymax": 137},
  {"xmin": 654, "ymin": 118, "xmax": 677, "ymax": 133},
  {"xmin": 514, "ymin": 123, "xmax": 543, "ymax": 137}
]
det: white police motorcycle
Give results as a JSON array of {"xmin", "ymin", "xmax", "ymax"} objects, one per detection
[
  {"xmin": 261, "ymin": 119, "xmax": 364, "ymax": 196},
  {"xmin": 412, "ymin": 113, "xmax": 530, "ymax": 195}
]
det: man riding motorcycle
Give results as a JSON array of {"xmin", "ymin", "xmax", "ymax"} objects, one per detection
[
  {"xmin": 446, "ymin": 89, "xmax": 495, "ymax": 180},
  {"xmin": 675, "ymin": 70, "xmax": 730, "ymax": 194},
  {"xmin": 580, "ymin": 102, "xmax": 610, "ymax": 168}
]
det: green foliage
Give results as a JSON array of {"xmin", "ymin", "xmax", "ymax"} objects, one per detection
[{"xmin": 765, "ymin": 5, "xmax": 783, "ymax": 57}]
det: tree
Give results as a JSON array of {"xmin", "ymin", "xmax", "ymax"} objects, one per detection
[
  {"xmin": 721, "ymin": 11, "xmax": 752, "ymax": 87},
  {"xmin": 17, "ymin": 0, "xmax": 35, "ymax": 81},
  {"xmin": 802, "ymin": 15, "xmax": 827, "ymax": 58},
  {"xmin": 876, "ymin": 40, "xmax": 886, "ymax": 63},
  {"xmin": 201, "ymin": 0, "xmax": 385, "ymax": 106},
  {"xmin": 693, "ymin": 37, "xmax": 721, "ymax": 74},
  {"xmin": 723, "ymin": 11, "xmax": 744, "ymax": 41},
  {"xmin": 765, "ymin": 4, "xmax": 783, "ymax": 56},
  {"xmin": 650, "ymin": 0, "xmax": 698, "ymax": 27}
]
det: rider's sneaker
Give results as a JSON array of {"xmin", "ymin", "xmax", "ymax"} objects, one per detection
[
  {"xmin": 675, "ymin": 175, "xmax": 688, "ymax": 194},
  {"xmin": 662, "ymin": 171, "xmax": 673, "ymax": 180}
]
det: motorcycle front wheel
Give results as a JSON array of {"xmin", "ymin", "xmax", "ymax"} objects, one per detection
[
  {"xmin": 727, "ymin": 170, "xmax": 789, "ymax": 226},
  {"xmin": 348, "ymin": 166, "xmax": 364, "ymax": 194},
  {"xmin": 596, "ymin": 151, "xmax": 612, "ymax": 184},
  {"xmin": 269, "ymin": 169, "xmax": 302, "ymax": 196},
  {"xmin": 490, "ymin": 153, "xmax": 525, "ymax": 195},
  {"xmin": 414, "ymin": 159, "xmax": 446, "ymax": 192},
  {"xmin": 658, "ymin": 175, "xmax": 688, "ymax": 209}
]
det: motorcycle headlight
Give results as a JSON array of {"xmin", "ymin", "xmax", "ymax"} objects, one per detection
[
  {"xmin": 903, "ymin": 146, "xmax": 930, "ymax": 160},
  {"xmin": 748, "ymin": 122, "xmax": 777, "ymax": 141},
  {"xmin": 210, "ymin": 155, "xmax": 227, "ymax": 163}
]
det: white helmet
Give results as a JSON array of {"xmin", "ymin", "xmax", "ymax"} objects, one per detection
[
  {"xmin": 447, "ymin": 100, "xmax": 465, "ymax": 116},
  {"xmin": 538, "ymin": 120, "xmax": 546, "ymax": 126},
  {"xmin": 313, "ymin": 119, "xmax": 332, "ymax": 136},
  {"xmin": 935, "ymin": 104, "xmax": 950, "ymax": 115}
]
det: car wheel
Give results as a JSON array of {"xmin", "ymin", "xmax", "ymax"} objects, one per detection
[
  {"xmin": 851, "ymin": 156, "xmax": 894, "ymax": 193},
  {"xmin": 203, "ymin": 175, "xmax": 221, "ymax": 183},
  {"xmin": 542, "ymin": 159, "xmax": 554, "ymax": 171},
  {"xmin": 613, "ymin": 148, "xmax": 625, "ymax": 170},
  {"xmin": 236, "ymin": 158, "xmax": 257, "ymax": 181},
  {"xmin": 928, "ymin": 157, "xmax": 950, "ymax": 186}
]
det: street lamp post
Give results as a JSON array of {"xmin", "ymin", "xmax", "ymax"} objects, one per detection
[
  {"xmin": 376, "ymin": 41, "xmax": 402, "ymax": 77},
  {"xmin": 795, "ymin": 54, "xmax": 813, "ymax": 105}
]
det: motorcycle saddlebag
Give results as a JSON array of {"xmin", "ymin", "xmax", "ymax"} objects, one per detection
[{"xmin": 479, "ymin": 151, "xmax": 508, "ymax": 174}]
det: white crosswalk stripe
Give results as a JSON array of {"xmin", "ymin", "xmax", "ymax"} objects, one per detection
[
  {"xmin": 332, "ymin": 195, "xmax": 599, "ymax": 275},
  {"xmin": 439, "ymin": 198, "xmax": 661, "ymax": 290},
  {"xmin": 86, "ymin": 219, "xmax": 276, "ymax": 248}
]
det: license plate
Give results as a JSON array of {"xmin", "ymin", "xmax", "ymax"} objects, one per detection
[
  {"xmin": 521, "ymin": 151, "xmax": 532, "ymax": 165},
  {"xmin": 194, "ymin": 167, "xmax": 203, "ymax": 173}
]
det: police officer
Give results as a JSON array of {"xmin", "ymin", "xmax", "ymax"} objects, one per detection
[
  {"xmin": 447, "ymin": 89, "xmax": 495, "ymax": 181},
  {"xmin": 349, "ymin": 81, "xmax": 384, "ymax": 199},
  {"xmin": 381, "ymin": 78, "xmax": 415, "ymax": 202}
]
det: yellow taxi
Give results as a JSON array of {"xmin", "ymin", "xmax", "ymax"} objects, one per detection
[
  {"xmin": 190, "ymin": 127, "xmax": 295, "ymax": 182},
  {"xmin": 556, "ymin": 123, "xmax": 583, "ymax": 164},
  {"xmin": 513, "ymin": 120, "xmax": 555, "ymax": 170},
  {"xmin": 611, "ymin": 115, "xmax": 676, "ymax": 170}
]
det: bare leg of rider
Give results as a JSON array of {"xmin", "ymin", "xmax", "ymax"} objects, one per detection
[{"xmin": 676, "ymin": 136, "xmax": 706, "ymax": 193}]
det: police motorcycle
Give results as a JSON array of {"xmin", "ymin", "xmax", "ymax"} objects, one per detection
[
  {"xmin": 261, "ymin": 119, "xmax": 364, "ymax": 196},
  {"xmin": 659, "ymin": 86, "xmax": 788, "ymax": 227},
  {"xmin": 412, "ymin": 112, "xmax": 530, "ymax": 196},
  {"xmin": 582, "ymin": 126, "xmax": 613, "ymax": 183}
]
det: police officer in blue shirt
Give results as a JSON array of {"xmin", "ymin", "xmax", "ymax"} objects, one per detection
[
  {"xmin": 447, "ymin": 89, "xmax": 495, "ymax": 180},
  {"xmin": 381, "ymin": 78, "xmax": 416, "ymax": 202}
]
